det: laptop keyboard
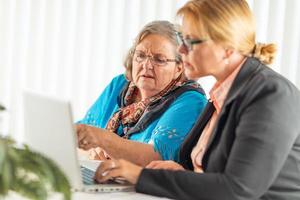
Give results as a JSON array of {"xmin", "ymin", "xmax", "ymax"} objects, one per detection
[
  {"xmin": 80, "ymin": 165, "xmax": 128, "ymax": 185},
  {"xmin": 81, "ymin": 166, "xmax": 96, "ymax": 185}
]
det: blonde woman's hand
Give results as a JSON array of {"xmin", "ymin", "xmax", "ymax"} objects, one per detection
[
  {"xmin": 89, "ymin": 147, "xmax": 111, "ymax": 160},
  {"xmin": 94, "ymin": 159, "xmax": 142, "ymax": 185},
  {"xmin": 146, "ymin": 160, "xmax": 185, "ymax": 171}
]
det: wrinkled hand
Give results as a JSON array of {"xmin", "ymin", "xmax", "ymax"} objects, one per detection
[
  {"xmin": 146, "ymin": 160, "xmax": 185, "ymax": 171},
  {"xmin": 94, "ymin": 159, "xmax": 142, "ymax": 185},
  {"xmin": 76, "ymin": 124, "xmax": 104, "ymax": 150},
  {"xmin": 89, "ymin": 147, "xmax": 111, "ymax": 160}
]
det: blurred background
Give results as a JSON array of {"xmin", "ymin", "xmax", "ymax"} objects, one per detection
[{"xmin": 0, "ymin": 0, "xmax": 300, "ymax": 142}]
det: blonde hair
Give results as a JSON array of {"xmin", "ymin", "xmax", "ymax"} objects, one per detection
[
  {"xmin": 123, "ymin": 20, "xmax": 181, "ymax": 81},
  {"xmin": 177, "ymin": 0, "xmax": 277, "ymax": 65}
]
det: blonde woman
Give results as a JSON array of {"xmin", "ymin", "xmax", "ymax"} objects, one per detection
[{"xmin": 93, "ymin": 0, "xmax": 300, "ymax": 199}]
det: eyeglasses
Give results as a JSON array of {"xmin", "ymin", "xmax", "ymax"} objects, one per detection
[
  {"xmin": 176, "ymin": 32, "xmax": 206, "ymax": 51},
  {"xmin": 133, "ymin": 50, "xmax": 178, "ymax": 66}
]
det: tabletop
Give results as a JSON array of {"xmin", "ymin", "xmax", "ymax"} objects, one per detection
[
  {"xmin": 73, "ymin": 191, "xmax": 171, "ymax": 200},
  {"xmin": 5, "ymin": 191, "xmax": 171, "ymax": 200}
]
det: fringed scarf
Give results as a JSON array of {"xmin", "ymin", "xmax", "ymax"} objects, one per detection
[{"xmin": 106, "ymin": 74, "xmax": 184, "ymax": 137}]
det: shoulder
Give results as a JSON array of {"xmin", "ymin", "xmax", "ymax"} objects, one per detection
[
  {"xmin": 109, "ymin": 74, "xmax": 128, "ymax": 88},
  {"xmin": 245, "ymin": 65, "xmax": 300, "ymax": 100},
  {"xmin": 174, "ymin": 90, "xmax": 207, "ymax": 105},
  {"xmin": 92, "ymin": 74, "xmax": 128, "ymax": 105},
  {"xmin": 103, "ymin": 74, "xmax": 128, "ymax": 94},
  {"xmin": 172, "ymin": 80, "xmax": 207, "ymax": 105},
  {"xmin": 162, "ymin": 91, "xmax": 207, "ymax": 117},
  {"xmin": 238, "ymin": 64, "xmax": 300, "ymax": 125}
]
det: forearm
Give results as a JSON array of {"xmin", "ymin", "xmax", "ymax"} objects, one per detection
[
  {"xmin": 99, "ymin": 131, "xmax": 162, "ymax": 167},
  {"xmin": 136, "ymin": 169, "xmax": 237, "ymax": 200}
]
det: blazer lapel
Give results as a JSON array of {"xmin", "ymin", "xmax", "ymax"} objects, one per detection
[
  {"xmin": 203, "ymin": 57, "xmax": 262, "ymax": 162},
  {"xmin": 222, "ymin": 57, "xmax": 262, "ymax": 107}
]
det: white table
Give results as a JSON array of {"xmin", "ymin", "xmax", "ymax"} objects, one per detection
[
  {"xmin": 73, "ymin": 191, "xmax": 171, "ymax": 200},
  {"xmin": 5, "ymin": 191, "xmax": 171, "ymax": 200}
]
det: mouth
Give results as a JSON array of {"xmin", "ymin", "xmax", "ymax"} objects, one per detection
[{"xmin": 140, "ymin": 74, "xmax": 154, "ymax": 79}]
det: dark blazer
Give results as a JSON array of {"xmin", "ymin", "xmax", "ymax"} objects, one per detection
[{"xmin": 135, "ymin": 57, "xmax": 300, "ymax": 200}]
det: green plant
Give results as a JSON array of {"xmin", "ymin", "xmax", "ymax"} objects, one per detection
[
  {"xmin": 0, "ymin": 136, "xmax": 71, "ymax": 200},
  {"xmin": 0, "ymin": 104, "xmax": 5, "ymax": 111}
]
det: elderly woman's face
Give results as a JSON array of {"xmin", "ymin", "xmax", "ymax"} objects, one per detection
[
  {"xmin": 178, "ymin": 19, "xmax": 227, "ymax": 80},
  {"xmin": 132, "ymin": 34, "xmax": 182, "ymax": 98}
]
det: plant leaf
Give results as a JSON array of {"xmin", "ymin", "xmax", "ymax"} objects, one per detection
[{"xmin": 0, "ymin": 136, "xmax": 71, "ymax": 200}]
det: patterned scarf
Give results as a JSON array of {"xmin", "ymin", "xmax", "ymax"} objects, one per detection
[{"xmin": 106, "ymin": 74, "xmax": 184, "ymax": 137}]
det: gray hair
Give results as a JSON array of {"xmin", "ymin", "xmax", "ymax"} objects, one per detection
[{"xmin": 123, "ymin": 20, "xmax": 181, "ymax": 81}]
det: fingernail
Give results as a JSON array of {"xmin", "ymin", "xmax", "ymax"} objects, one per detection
[{"xmin": 101, "ymin": 171, "xmax": 109, "ymax": 176}]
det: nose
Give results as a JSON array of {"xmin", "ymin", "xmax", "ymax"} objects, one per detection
[
  {"xmin": 178, "ymin": 44, "xmax": 188, "ymax": 55},
  {"xmin": 142, "ymin": 57, "xmax": 154, "ymax": 70}
]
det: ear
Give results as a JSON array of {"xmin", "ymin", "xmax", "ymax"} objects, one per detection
[{"xmin": 224, "ymin": 48, "xmax": 234, "ymax": 59}]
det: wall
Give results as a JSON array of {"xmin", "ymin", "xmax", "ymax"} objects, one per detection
[{"xmin": 0, "ymin": 0, "xmax": 299, "ymax": 141}]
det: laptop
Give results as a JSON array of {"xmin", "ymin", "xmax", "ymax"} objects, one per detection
[{"xmin": 23, "ymin": 90, "xmax": 134, "ymax": 193}]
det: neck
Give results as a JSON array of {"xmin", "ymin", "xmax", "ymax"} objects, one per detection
[
  {"xmin": 139, "ymin": 90, "xmax": 158, "ymax": 101},
  {"xmin": 134, "ymin": 89, "xmax": 156, "ymax": 102},
  {"xmin": 215, "ymin": 54, "xmax": 246, "ymax": 82}
]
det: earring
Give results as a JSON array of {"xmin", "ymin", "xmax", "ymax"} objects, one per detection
[{"xmin": 224, "ymin": 59, "xmax": 229, "ymax": 65}]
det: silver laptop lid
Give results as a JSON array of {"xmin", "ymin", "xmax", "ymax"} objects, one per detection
[
  {"xmin": 23, "ymin": 90, "xmax": 83, "ymax": 189},
  {"xmin": 23, "ymin": 90, "xmax": 133, "ymax": 193}
]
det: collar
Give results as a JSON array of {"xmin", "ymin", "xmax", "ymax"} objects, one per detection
[
  {"xmin": 222, "ymin": 57, "xmax": 262, "ymax": 108},
  {"xmin": 209, "ymin": 58, "xmax": 246, "ymax": 113}
]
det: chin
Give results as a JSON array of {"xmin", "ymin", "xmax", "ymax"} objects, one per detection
[
  {"xmin": 184, "ymin": 70, "xmax": 198, "ymax": 79},
  {"xmin": 185, "ymin": 68, "xmax": 207, "ymax": 79},
  {"xmin": 137, "ymin": 84, "xmax": 154, "ymax": 92}
]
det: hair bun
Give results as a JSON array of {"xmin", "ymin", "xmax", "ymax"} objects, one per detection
[{"xmin": 253, "ymin": 43, "xmax": 277, "ymax": 65}]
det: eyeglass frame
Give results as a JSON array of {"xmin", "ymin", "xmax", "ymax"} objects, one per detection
[
  {"xmin": 133, "ymin": 50, "xmax": 180, "ymax": 67},
  {"xmin": 176, "ymin": 31, "xmax": 206, "ymax": 52}
]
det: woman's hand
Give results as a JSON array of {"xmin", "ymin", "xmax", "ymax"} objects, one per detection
[
  {"xmin": 146, "ymin": 160, "xmax": 185, "ymax": 171},
  {"xmin": 94, "ymin": 159, "xmax": 143, "ymax": 184},
  {"xmin": 89, "ymin": 147, "xmax": 111, "ymax": 160},
  {"xmin": 76, "ymin": 124, "xmax": 105, "ymax": 150}
]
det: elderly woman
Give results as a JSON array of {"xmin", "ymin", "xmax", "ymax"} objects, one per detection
[
  {"xmin": 76, "ymin": 20, "xmax": 207, "ymax": 167},
  {"xmin": 94, "ymin": 1, "xmax": 300, "ymax": 200}
]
